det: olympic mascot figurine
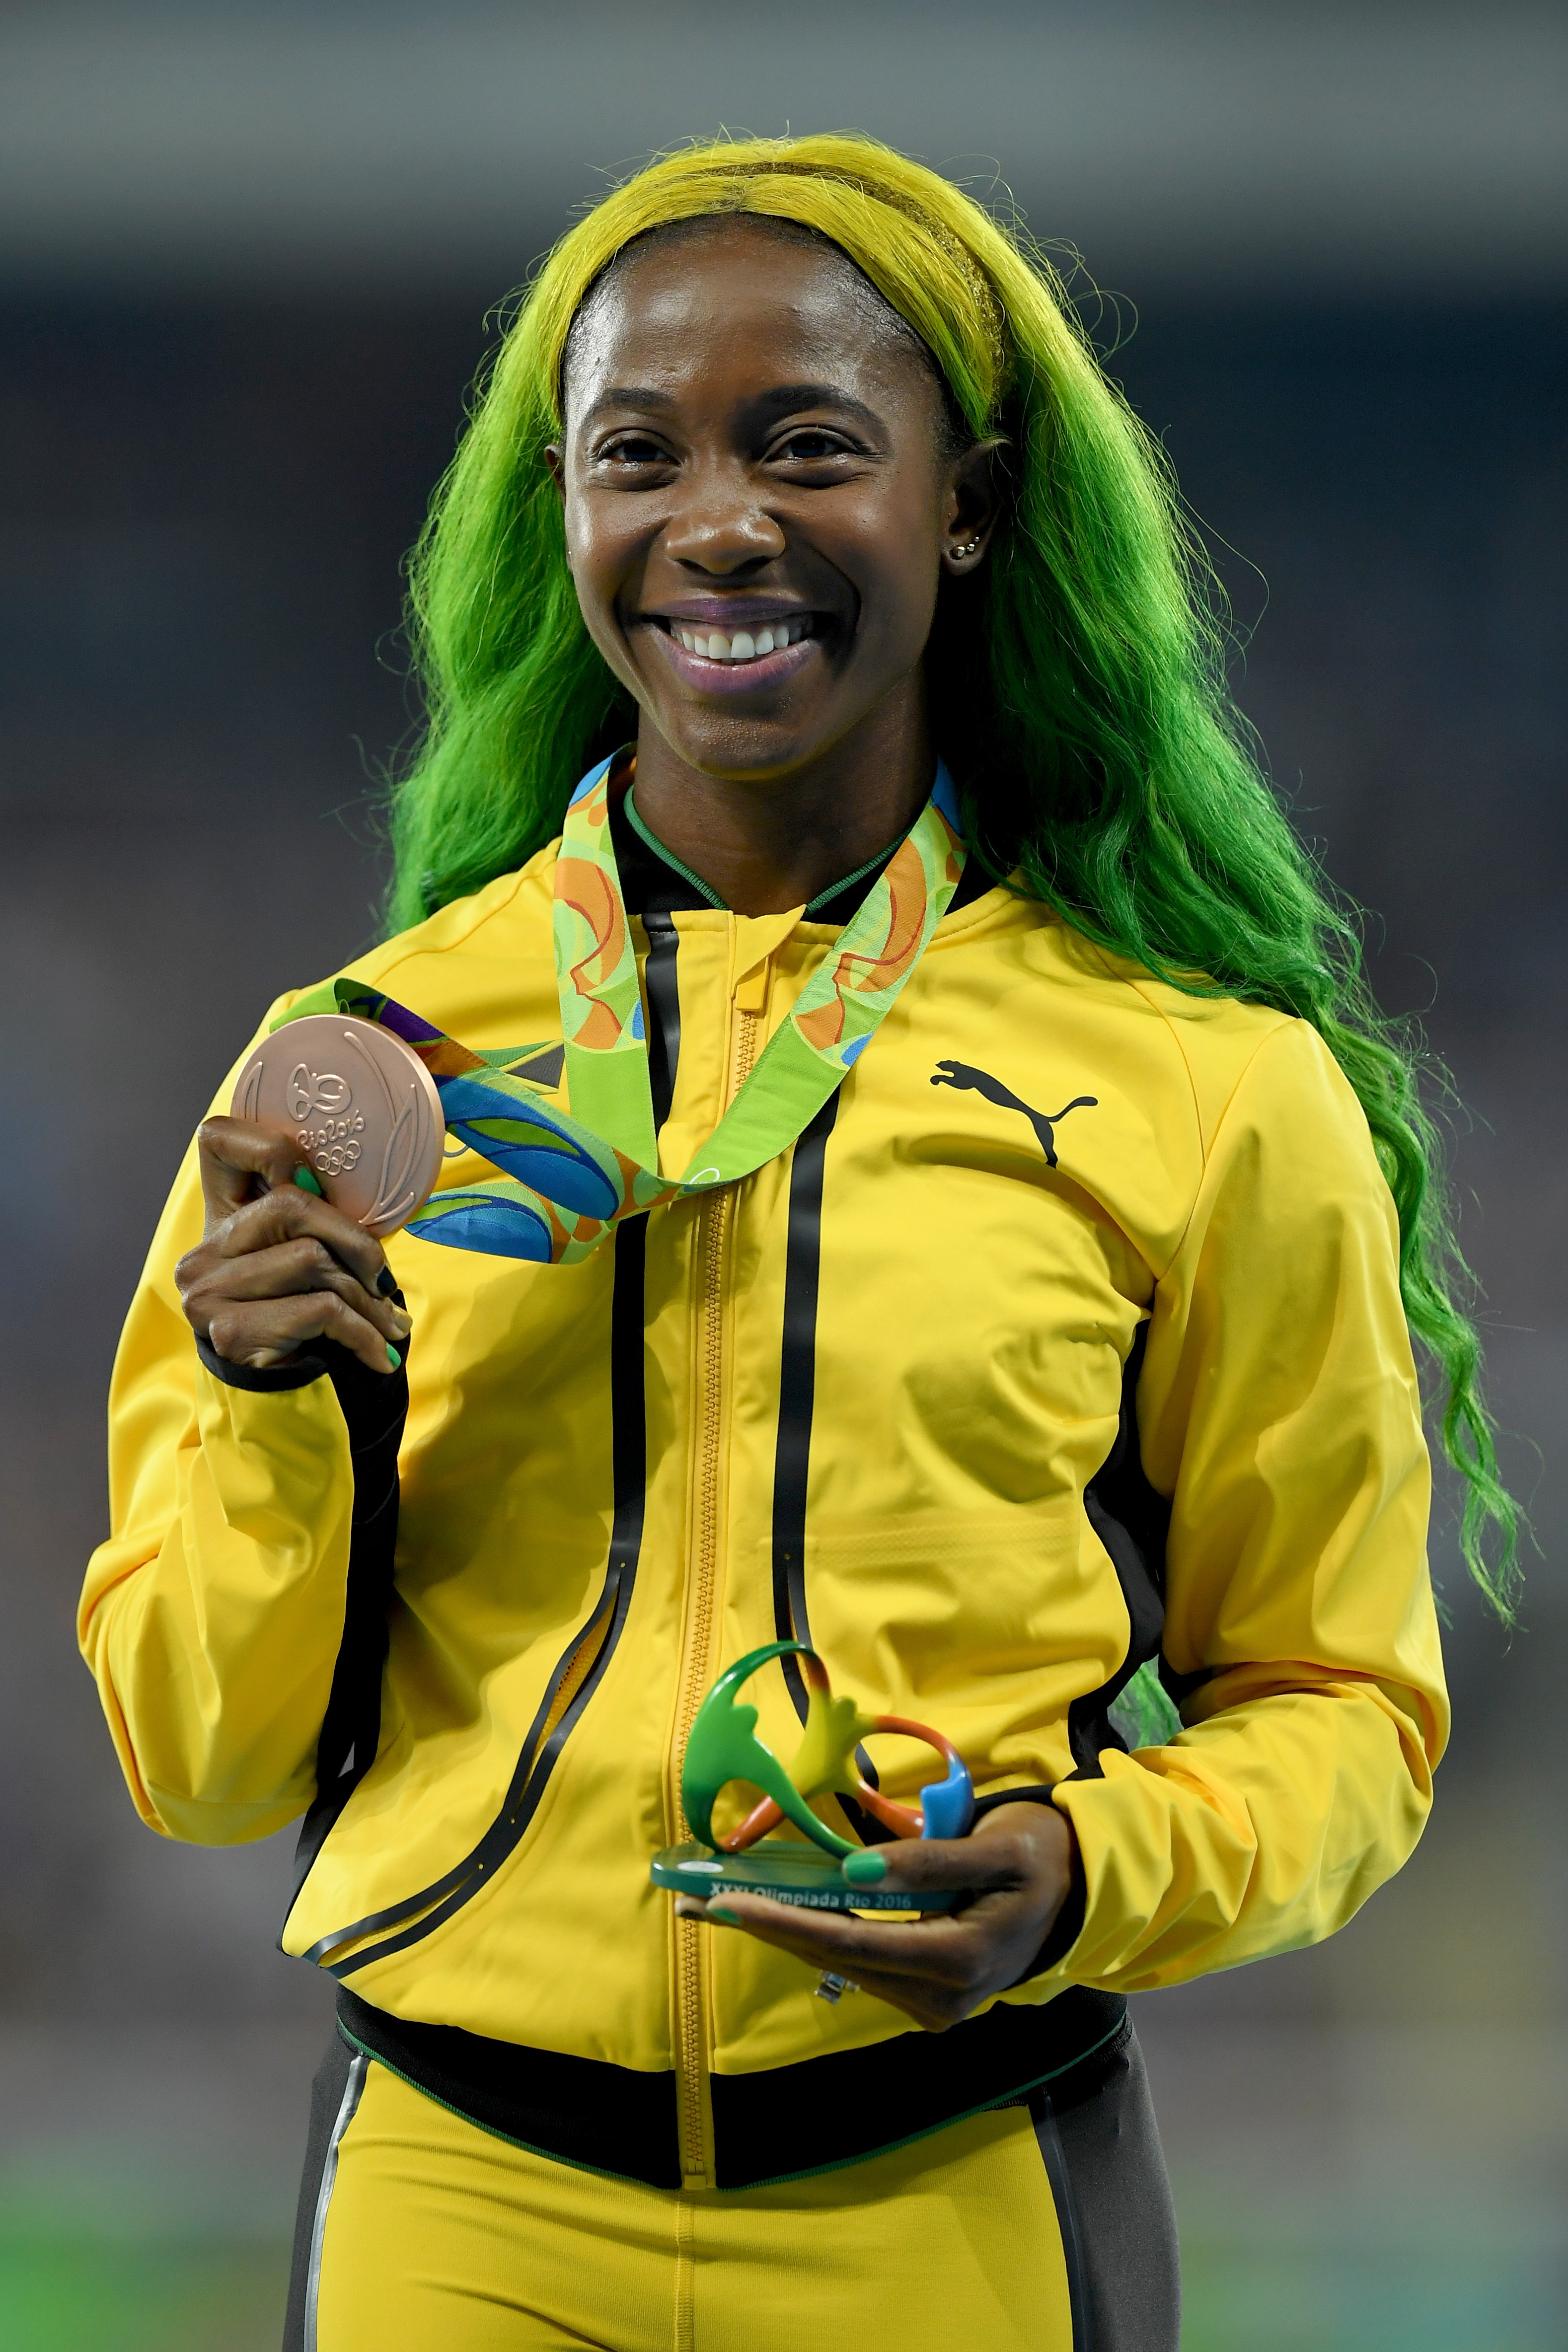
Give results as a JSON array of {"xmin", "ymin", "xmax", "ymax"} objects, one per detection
[{"xmin": 653, "ymin": 1639, "xmax": 975, "ymax": 1918}]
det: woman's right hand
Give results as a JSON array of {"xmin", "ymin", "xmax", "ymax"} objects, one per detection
[{"xmin": 176, "ymin": 1117, "xmax": 413, "ymax": 1376}]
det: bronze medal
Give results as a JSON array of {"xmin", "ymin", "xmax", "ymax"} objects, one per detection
[{"xmin": 231, "ymin": 1014, "xmax": 445, "ymax": 1237}]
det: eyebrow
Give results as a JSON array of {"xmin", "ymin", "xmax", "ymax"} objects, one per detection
[
  {"xmin": 579, "ymin": 386, "xmax": 677, "ymax": 425},
  {"xmin": 577, "ymin": 381, "xmax": 885, "ymax": 434},
  {"xmin": 754, "ymin": 383, "xmax": 884, "ymax": 434}
]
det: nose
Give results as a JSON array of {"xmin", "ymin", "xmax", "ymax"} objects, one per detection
[{"xmin": 660, "ymin": 458, "xmax": 786, "ymax": 575}]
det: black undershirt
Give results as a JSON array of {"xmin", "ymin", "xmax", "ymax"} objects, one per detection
[{"xmin": 605, "ymin": 774, "xmax": 995, "ymax": 926}]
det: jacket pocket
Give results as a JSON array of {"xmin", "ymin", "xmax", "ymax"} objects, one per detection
[
  {"xmin": 759, "ymin": 1508, "xmax": 1122, "ymax": 1798},
  {"xmin": 297, "ymin": 1559, "xmax": 635, "ymax": 1977}
]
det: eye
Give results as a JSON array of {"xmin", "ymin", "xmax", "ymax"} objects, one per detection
[
  {"xmin": 597, "ymin": 433, "xmax": 672, "ymax": 467},
  {"xmin": 769, "ymin": 426, "xmax": 858, "ymax": 463}
]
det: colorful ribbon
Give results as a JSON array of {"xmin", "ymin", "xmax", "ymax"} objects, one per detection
[{"xmin": 273, "ymin": 757, "xmax": 966, "ymax": 1263}]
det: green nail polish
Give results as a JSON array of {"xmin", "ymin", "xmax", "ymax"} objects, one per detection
[
  {"xmin": 293, "ymin": 1167, "xmax": 324, "ymax": 1197},
  {"xmin": 841, "ymin": 1849, "xmax": 888, "ymax": 1886},
  {"xmin": 706, "ymin": 1905, "xmax": 741, "ymax": 1926},
  {"xmin": 386, "ymin": 1344, "xmax": 402, "ymax": 1369}
]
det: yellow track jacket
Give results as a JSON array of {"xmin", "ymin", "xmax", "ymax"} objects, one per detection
[{"xmin": 80, "ymin": 816, "xmax": 1446, "ymax": 2192}]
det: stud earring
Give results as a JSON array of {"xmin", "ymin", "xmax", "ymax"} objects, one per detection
[{"xmin": 952, "ymin": 533, "xmax": 983, "ymax": 559}]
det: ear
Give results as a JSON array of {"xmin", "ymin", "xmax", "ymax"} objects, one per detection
[{"xmin": 940, "ymin": 438, "xmax": 1006, "ymax": 576}]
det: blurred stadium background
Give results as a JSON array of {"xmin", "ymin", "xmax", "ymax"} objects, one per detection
[{"xmin": 1, "ymin": 5, "xmax": 1564, "ymax": 2346}]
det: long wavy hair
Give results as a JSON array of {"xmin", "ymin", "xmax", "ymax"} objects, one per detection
[{"xmin": 388, "ymin": 132, "xmax": 1517, "ymax": 1617}]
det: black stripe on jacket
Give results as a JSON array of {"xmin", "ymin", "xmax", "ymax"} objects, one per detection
[
  {"xmin": 300, "ymin": 1215, "xmax": 649, "ymax": 1975},
  {"xmin": 195, "ymin": 1325, "xmax": 411, "ymax": 1908}
]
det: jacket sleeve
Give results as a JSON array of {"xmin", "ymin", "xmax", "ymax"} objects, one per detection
[
  {"xmin": 77, "ymin": 1003, "xmax": 404, "ymax": 1846},
  {"xmin": 1044, "ymin": 1017, "xmax": 1447, "ymax": 1992}
]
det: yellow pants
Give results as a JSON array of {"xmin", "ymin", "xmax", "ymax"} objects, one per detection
[{"xmin": 311, "ymin": 2054, "xmax": 1075, "ymax": 2351}]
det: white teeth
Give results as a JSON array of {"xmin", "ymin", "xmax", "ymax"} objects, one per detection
[{"xmin": 671, "ymin": 616, "xmax": 810, "ymax": 662}]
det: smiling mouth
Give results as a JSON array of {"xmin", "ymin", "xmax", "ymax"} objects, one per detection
[{"xmin": 658, "ymin": 614, "xmax": 818, "ymax": 665}]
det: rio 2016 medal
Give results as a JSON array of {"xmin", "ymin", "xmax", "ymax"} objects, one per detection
[{"xmin": 231, "ymin": 1014, "xmax": 445, "ymax": 1238}]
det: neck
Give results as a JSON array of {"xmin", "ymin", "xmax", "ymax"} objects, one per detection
[{"xmin": 629, "ymin": 691, "xmax": 933, "ymax": 918}]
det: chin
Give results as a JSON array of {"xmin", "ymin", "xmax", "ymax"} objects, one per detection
[{"xmin": 649, "ymin": 710, "xmax": 836, "ymax": 786}]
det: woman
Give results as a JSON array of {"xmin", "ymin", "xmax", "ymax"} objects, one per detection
[{"xmin": 79, "ymin": 136, "xmax": 1514, "ymax": 2351}]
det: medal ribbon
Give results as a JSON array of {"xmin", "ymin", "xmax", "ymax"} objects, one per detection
[{"xmin": 273, "ymin": 757, "xmax": 965, "ymax": 1264}]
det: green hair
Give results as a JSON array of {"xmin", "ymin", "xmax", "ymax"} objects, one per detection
[{"xmin": 388, "ymin": 132, "xmax": 1518, "ymax": 1619}]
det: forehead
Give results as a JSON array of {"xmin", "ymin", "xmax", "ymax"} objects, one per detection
[{"xmin": 562, "ymin": 220, "xmax": 932, "ymax": 419}]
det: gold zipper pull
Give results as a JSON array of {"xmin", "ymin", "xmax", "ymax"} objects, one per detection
[{"xmin": 735, "ymin": 961, "xmax": 769, "ymax": 1017}]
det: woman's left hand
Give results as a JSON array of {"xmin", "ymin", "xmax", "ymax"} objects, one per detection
[{"xmin": 672, "ymin": 1801, "xmax": 1080, "ymax": 2031}]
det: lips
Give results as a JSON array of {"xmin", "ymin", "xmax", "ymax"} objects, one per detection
[
  {"xmin": 666, "ymin": 613, "xmax": 814, "ymax": 663},
  {"xmin": 643, "ymin": 609, "xmax": 825, "ymax": 694}
]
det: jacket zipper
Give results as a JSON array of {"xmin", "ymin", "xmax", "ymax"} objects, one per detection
[{"xmin": 672, "ymin": 982, "xmax": 762, "ymax": 2186}]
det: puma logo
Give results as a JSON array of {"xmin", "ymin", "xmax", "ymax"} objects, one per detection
[{"xmin": 931, "ymin": 1060, "xmax": 1098, "ymax": 1169}]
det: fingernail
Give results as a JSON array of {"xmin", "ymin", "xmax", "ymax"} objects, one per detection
[
  {"xmin": 841, "ymin": 1849, "xmax": 888, "ymax": 1886},
  {"xmin": 386, "ymin": 1344, "xmax": 402, "ymax": 1369},
  {"xmin": 706, "ymin": 1906, "xmax": 741, "ymax": 1926},
  {"xmin": 293, "ymin": 1168, "xmax": 324, "ymax": 1197},
  {"xmin": 389, "ymin": 1308, "xmax": 413, "ymax": 1333},
  {"xmin": 375, "ymin": 1268, "xmax": 398, "ymax": 1299}
]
